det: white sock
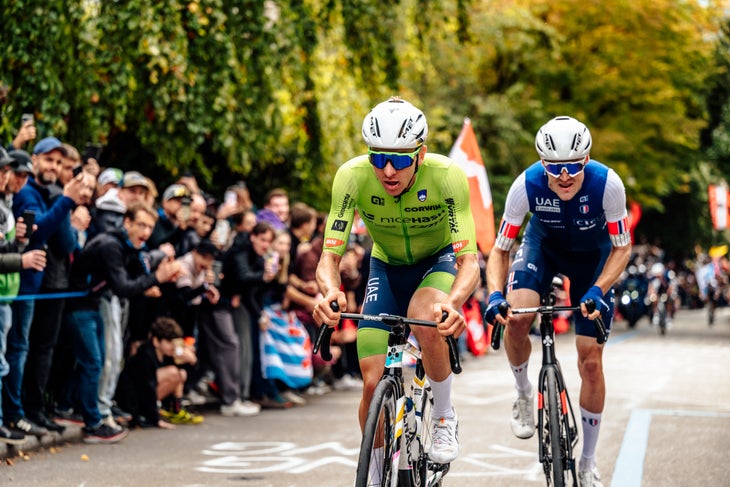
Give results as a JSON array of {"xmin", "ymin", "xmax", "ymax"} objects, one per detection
[
  {"xmin": 368, "ymin": 447, "xmax": 384, "ymax": 485},
  {"xmin": 579, "ymin": 406, "xmax": 602, "ymax": 470},
  {"xmin": 428, "ymin": 374, "xmax": 454, "ymax": 420},
  {"xmin": 510, "ymin": 360, "xmax": 532, "ymax": 396}
]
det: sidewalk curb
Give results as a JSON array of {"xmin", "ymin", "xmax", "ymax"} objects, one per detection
[{"xmin": 1, "ymin": 425, "xmax": 83, "ymax": 460}]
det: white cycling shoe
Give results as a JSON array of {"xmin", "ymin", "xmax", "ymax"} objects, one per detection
[
  {"xmin": 428, "ymin": 413, "xmax": 459, "ymax": 464},
  {"xmin": 578, "ymin": 465, "xmax": 604, "ymax": 487},
  {"xmin": 511, "ymin": 390, "xmax": 536, "ymax": 439}
]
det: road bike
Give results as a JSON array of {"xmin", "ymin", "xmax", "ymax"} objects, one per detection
[
  {"xmin": 313, "ymin": 307, "xmax": 461, "ymax": 487},
  {"xmin": 490, "ymin": 281, "xmax": 607, "ymax": 487}
]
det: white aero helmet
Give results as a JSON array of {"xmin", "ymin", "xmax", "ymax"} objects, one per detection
[
  {"xmin": 535, "ymin": 116, "xmax": 592, "ymax": 161},
  {"xmin": 362, "ymin": 97, "xmax": 428, "ymax": 149}
]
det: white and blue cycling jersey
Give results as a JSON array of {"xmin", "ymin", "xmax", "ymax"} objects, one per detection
[{"xmin": 495, "ymin": 160, "xmax": 631, "ymax": 336}]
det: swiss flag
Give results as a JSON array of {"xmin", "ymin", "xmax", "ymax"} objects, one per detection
[{"xmin": 449, "ymin": 118, "xmax": 495, "ymax": 254}]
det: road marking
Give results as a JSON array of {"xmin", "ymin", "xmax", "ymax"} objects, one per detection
[
  {"xmin": 196, "ymin": 440, "xmax": 544, "ymax": 478},
  {"xmin": 611, "ymin": 408, "xmax": 730, "ymax": 487}
]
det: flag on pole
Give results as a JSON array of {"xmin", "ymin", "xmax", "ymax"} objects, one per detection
[
  {"xmin": 628, "ymin": 200, "xmax": 642, "ymax": 244},
  {"xmin": 708, "ymin": 184, "xmax": 728, "ymax": 231},
  {"xmin": 449, "ymin": 118, "xmax": 495, "ymax": 254}
]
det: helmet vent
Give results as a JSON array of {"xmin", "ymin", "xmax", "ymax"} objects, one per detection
[
  {"xmin": 398, "ymin": 119, "xmax": 410, "ymax": 139},
  {"xmin": 545, "ymin": 134, "xmax": 556, "ymax": 152}
]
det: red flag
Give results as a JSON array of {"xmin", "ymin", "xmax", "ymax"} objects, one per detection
[
  {"xmin": 708, "ymin": 184, "xmax": 728, "ymax": 230},
  {"xmin": 628, "ymin": 201, "xmax": 642, "ymax": 244},
  {"xmin": 449, "ymin": 118, "xmax": 495, "ymax": 254}
]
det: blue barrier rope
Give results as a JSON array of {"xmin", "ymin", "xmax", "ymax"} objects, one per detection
[{"xmin": 2, "ymin": 290, "xmax": 89, "ymax": 302}]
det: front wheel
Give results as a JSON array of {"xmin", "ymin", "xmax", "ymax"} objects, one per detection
[
  {"xmin": 356, "ymin": 378, "xmax": 400, "ymax": 487},
  {"xmin": 541, "ymin": 367, "xmax": 567, "ymax": 487}
]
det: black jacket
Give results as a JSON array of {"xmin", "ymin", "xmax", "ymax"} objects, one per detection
[
  {"xmin": 66, "ymin": 229, "xmax": 158, "ymax": 311},
  {"xmin": 115, "ymin": 340, "xmax": 174, "ymax": 427}
]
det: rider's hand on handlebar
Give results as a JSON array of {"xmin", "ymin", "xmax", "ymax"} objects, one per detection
[
  {"xmin": 484, "ymin": 291, "xmax": 510, "ymax": 325},
  {"xmin": 580, "ymin": 285, "xmax": 609, "ymax": 320},
  {"xmin": 312, "ymin": 291, "xmax": 346, "ymax": 327},
  {"xmin": 435, "ymin": 303, "xmax": 465, "ymax": 338}
]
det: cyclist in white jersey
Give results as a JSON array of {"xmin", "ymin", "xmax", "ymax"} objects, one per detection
[{"xmin": 484, "ymin": 116, "xmax": 632, "ymax": 487}]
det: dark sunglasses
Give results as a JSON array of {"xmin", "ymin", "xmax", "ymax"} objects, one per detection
[{"xmin": 368, "ymin": 148, "xmax": 421, "ymax": 170}]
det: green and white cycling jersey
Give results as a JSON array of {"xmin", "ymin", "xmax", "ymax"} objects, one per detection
[{"xmin": 323, "ymin": 152, "xmax": 478, "ymax": 264}]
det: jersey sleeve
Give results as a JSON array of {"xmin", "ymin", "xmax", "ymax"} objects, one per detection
[
  {"xmin": 494, "ymin": 172, "xmax": 529, "ymax": 251},
  {"xmin": 321, "ymin": 161, "xmax": 359, "ymax": 257},
  {"xmin": 442, "ymin": 163, "xmax": 478, "ymax": 256},
  {"xmin": 603, "ymin": 169, "xmax": 631, "ymax": 247}
]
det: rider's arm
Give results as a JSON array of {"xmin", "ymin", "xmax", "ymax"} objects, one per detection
[
  {"xmin": 591, "ymin": 244, "xmax": 632, "ymax": 294},
  {"xmin": 486, "ymin": 246, "xmax": 511, "ymax": 295},
  {"xmin": 592, "ymin": 169, "xmax": 632, "ymax": 294},
  {"xmin": 316, "ymin": 251, "xmax": 344, "ymax": 301},
  {"xmin": 314, "ymin": 251, "xmax": 346, "ymax": 325},
  {"xmin": 313, "ymin": 163, "xmax": 358, "ymax": 325},
  {"xmin": 486, "ymin": 175, "xmax": 528, "ymax": 295},
  {"xmin": 445, "ymin": 252, "xmax": 480, "ymax": 311}
]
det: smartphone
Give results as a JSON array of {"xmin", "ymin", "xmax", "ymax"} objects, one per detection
[
  {"xmin": 22, "ymin": 209, "xmax": 36, "ymax": 239},
  {"xmin": 224, "ymin": 190, "xmax": 237, "ymax": 206},
  {"xmin": 211, "ymin": 260, "xmax": 223, "ymax": 287},
  {"xmin": 72, "ymin": 165, "xmax": 84, "ymax": 177},
  {"xmin": 82, "ymin": 143, "xmax": 102, "ymax": 162},
  {"xmin": 179, "ymin": 195, "xmax": 192, "ymax": 223},
  {"xmin": 21, "ymin": 113, "xmax": 34, "ymax": 126},
  {"xmin": 214, "ymin": 219, "xmax": 230, "ymax": 247}
]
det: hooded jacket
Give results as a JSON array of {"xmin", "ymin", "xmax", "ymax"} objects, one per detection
[{"xmin": 66, "ymin": 228, "xmax": 159, "ymax": 312}]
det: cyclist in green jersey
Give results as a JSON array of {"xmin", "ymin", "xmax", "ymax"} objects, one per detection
[{"xmin": 313, "ymin": 97, "xmax": 480, "ymax": 465}]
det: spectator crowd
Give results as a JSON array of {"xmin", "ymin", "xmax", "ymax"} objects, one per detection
[{"xmin": 0, "ymin": 117, "xmax": 374, "ymax": 445}]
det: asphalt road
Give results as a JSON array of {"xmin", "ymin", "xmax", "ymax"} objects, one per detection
[{"xmin": 1, "ymin": 307, "xmax": 729, "ymax": 487}]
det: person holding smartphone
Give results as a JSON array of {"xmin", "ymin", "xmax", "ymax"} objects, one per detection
[
  {"xmin": 0, "ymin": 150, "xmax": 47, "ymax": 444},
  {"xmin": 3, "ymin": 137, "xmax": 93, "ymax": 438},
  {"xmin": 5, "ymin": 113, "xmax": 37, "ymax": 152}
]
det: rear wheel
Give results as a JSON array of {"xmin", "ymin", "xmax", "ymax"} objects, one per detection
[{"xmin": 356, "ymin": 379, "xmax": 399, "ymax": 487}]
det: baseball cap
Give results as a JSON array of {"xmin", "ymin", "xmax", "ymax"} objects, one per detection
[
  {"xmin": 8, "ymin": 150, "xmax": 33, "ymax": 174},
  {"xmin": 121, "ymin": 171, "xmax": 151, "ymax": 190},
  {"xmin": 163, "ymin": 184, "xmax": 190, "ymax": 201},
  {"xmin": 33, "ymin": 137, "xmax": 67, "ymax": 156},
  {"xmin": 98, "ymin": 168, "xmax": 123, "ymax": 187}
]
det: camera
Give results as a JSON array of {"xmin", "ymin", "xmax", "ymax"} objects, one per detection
[{"xmin": 21, "ymin": 113, "xmax": 34, "ymax": 126}]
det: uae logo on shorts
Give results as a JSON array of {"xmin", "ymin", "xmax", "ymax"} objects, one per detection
[
  {"xmin": 579, "ymin": 205, "xmax": 589, "ymax": 214},
  {"xmin": 417, "ymin": 189, "xmax": 427, "ymax": 202}
]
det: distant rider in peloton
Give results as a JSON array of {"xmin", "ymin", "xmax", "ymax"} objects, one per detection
[
  {"xmin": 484, "ymin": 116, "xmax": 631, "ymax": 487},
  {"xmin": 313, "ymin": 97, "xmax": 480, "ymax": 471}
]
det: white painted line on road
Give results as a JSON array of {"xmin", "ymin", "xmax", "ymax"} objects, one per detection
[
  {"xmin": 611, "ymin": 408, "xmax": 730, "ymax": 487},
  {"xmin": 611, "ymin": 409, "xmax": 651, "ymax": 487}
]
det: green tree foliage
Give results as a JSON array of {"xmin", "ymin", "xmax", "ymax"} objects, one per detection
[
  {"xmin": 394, "ymin": 0, "xmax": 724, "ymax": 256},
  {"xmin": 0, "ymin": 0, "xmax": 726, "ymax": 257}
]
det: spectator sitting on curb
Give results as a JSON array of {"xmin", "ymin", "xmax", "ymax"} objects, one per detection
[{"xmin": 115, "ymin": 316, "xmax": 202, "ymax": 428}]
